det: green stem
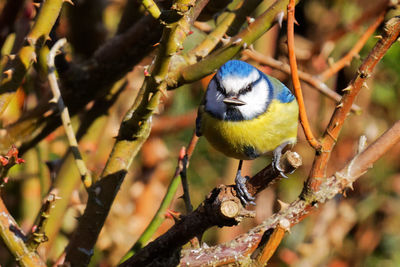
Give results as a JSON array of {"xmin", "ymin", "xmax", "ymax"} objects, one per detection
[
  {"xmin": 0, "ymin": 0, "xmax": 64, "ymax": 115},
  {"xmin": 120, "ymin": 172, "xmax": 181, "ymax": 263}
]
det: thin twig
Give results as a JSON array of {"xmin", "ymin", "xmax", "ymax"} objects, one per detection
[
  {"xmin": 306, "ymin": 16, "xmax": 400, "ymax": 194},
  {"xmin": 120, "ymin": 133, "xmax": 199, "ymax": 263},
  {"xmin": 26, "ymin": 191, "xmax": 58, "ymax": 251},
  {"xmin": 242, "ymin": 49, "xmax": 361, "ymax": 113},
  {"xmin": 319, "ymin": 10, "xmax": 386, "ymax": 81},
  {"xmin": 287, "ymin": 0, "xmax": 321, "ymax": 150},
  {"xmin": 47, "ymin": 38, "xmax": 92, "ymax": 189}
]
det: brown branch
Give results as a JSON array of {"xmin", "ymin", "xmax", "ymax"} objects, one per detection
[
  {"xmin": 319, "ymin": 10, "xmax": 386, "ymax": 81},
  {"xmin": 120, "ymin": 151, "xmax": 301, "ymax": 266},
  {"xmin": 242, "ymin": 49, "xmax": 361, "ymax": 113},
  {"xmin": 306, "ymin": 16, "xmax": 400, "ymax": 194},
  {"xmin": 180, "ymin": 118, "xmax": 400, "ymax": 266},
  {"xmin": 287, "ymin": 0, "xmax": 321, "ymax": 150}
]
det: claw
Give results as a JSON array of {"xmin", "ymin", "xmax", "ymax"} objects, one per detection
[
  {"xmin": 235, "ymin": 170, "xmax": 256, "ymax": 206},
  {"xmin": 273, "ymin": 141, "xmax": 294, "ymax": 178}
]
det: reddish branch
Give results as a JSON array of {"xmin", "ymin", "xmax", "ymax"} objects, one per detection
[
  {"xmin": 287, "ymin": 0, "xmax": 322, "ymax": 150},
  {"xmin": 319, "ymin": 10, "xmax": 386, "ymax": 81},
  {"xmin": 307, "ymin": 16, "xmax": 400, "ymax": 193}
]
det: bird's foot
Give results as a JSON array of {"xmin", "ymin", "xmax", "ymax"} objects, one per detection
[
  {"xmin": 235, "ymin": 172, "xmax": 256, "ymax": 206},
  {"xmin": 272, "ymin": 142, "xmax": 295, "ymax": 178}
]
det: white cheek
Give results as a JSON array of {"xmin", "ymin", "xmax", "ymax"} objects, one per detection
[{"xmin": 238, "ymin": 78, "xmax": 269, "ymax": 119}]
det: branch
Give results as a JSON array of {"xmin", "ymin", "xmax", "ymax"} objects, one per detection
[
  {"xmin": 120, "ymin": 134, "xmax": 199, "ymax": 262},
  {"xmin": 0, "ymin": 198, "xmax": 46, "ymax": 267},
  {"xmin": 181, "ymin": 119, "xmax": 400, "ymax": 266},
  {"xmin": 120, "ymin": 151, "xmax": 302, "ymax": 266},
  {"xmin": 64, "ymin": 1, "xmax": 200, "ymax": 265},
  {"xmin": 26, "ymin": 191, "xmax": 57, "ymax": 251},
  {"xmin": 176, "ymin": 0, "xmax": 300, "ymax": 85},
  {"xmin": 287, "ymin": 0, "xmax": 321, "ymax": 150},
  {"xmin": 242, "ymin": 49, "xmax": 361, "ymax": 113},
  {"xmin": 0, "ymin": 0, "xmax": 65, "ymax": 115},
  {"xmin": 47, "ymin": 38, "xmax": 93, "ymax": 189},
  {"xmin": 306, "ymin": 16, "xmax": 400, "ymax": 194},
  {"xmin": 319, "ymin": 10, "xmax": 386, "ymax": 81}
]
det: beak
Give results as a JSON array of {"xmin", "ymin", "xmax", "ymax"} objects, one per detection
[{"xmin": 223, "ymin": 97, "xmax": 246, "ymax": 106}]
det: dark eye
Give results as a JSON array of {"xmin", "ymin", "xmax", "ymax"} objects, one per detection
[
  {"xmin": 214, "ymin": 78, "xmax": 227, "ymax": 95},
  {"xmin": 239, "ymin": 84, "xmax": 252, "ymax": 95}
]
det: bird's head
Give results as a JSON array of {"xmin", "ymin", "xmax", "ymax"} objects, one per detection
[{"xmin": 205, "ymin": 60, "xmax": 272, "ymax": 121}]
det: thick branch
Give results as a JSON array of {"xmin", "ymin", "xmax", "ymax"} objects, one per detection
[{"xmin": 120, "ymin": 151, "xmax": 301, "ymax": 266}]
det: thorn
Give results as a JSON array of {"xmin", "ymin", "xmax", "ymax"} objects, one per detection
[
  {"xmin": 49, "ymin": 97, "xmax": 58, "ymax": 104},
  {"xmin": 46, "ymin": 35, "xmax": 52, "ymax": 42},
  {"xmin": 248, "ymin": 44, "xmax": 255, "ymax": 51},
  {"xmin": 26, "ymin": 37, "xmax": 35, "ymax": 46},
  {"xmin": 165, "ymin": 209, "xmax": 181, "ymax": 223},
  {"xmin": 363, "ymin": 81, "xmax": 369, "ymax": 90},
  {"xmin": 294, "ymin": 18, "xmax": 299, "ymax": 26},
  {"xmin": 277, "ymin": 199, "xmax": 290, "ymax": 211},
  {"xmin": 179, "ymin": 147, "xmax": 187, "ymax": 161},
  {"xmin": 347, "ymin": 182, "xmax": 354, "ymax": 191},
  {"xmin": 232, "ymin": 38, "xmax": 242, "ymax": 45},
  {"xmin": 152, "ymin": 42, "xmax": 160, "ymax": 47},
  {"xmin": 32, "ymin": 2, "xmax": 41, "ymax": 8},
  {"xmin": 243, "ymin": 43, "xmax": 248, "ymax": 49},
  {"xmin": 279, "ymin": 218, "xmax": 291, "ymax": 232},
  {"xmin": 374, "ymin": 35, "xmax": 383, "ymax": 39},
  {"xmin": 221, "ymin": 36, "xmax": 230, "ymax": 46},
  {"xmin": 336, "ymin": 102, "xmax": 343, "ymax": 108},
  {"xmin": 6, "ymin": 54, "xmax": 16, "ymax": 60},
  {"xmin": 3, "ymin": 177, "xmax": 9, "ymax": 184},
  {"xmin": 31, "ymin": 225, "xmax": 38, "ymax": 232},
  {"xmin": 16, "ymin": 158, "xmax": 25, "ymax": 164},
  {"xmin": 143, "ymin": 66, "xmax": 150, "ymax": 76},
  {"xmin": 0, "ymin": 156, "xmax": 8, "ymax": 166},
  {"xmin": 275, "ymin": 11, "xmax": 285, "ymax": 28},
  {"xmin": 30, "ymin": 52, "xmax": 37, "ymax": 63},
  {"xmin": 63, "ymin": 0, "xmax": 74, "ymax": 5},
  {"xmin": 342, "ymin": 86, "xmax": 352, "ymax": 92},
  {"xmin": 246, "ymin": 16, "xmax": 255, "ymax": 24},
  {"xmin": 3, "ymin": 68, "xmax": 14, "ymax": 79},
  {"xmin": 188, "ymin": 30, "xmax": 194, "ymax": 35}
]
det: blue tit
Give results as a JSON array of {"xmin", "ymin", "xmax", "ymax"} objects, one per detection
[{"xmin": 196, "ymin": 60, "xmax": 299, "ymax": 205}]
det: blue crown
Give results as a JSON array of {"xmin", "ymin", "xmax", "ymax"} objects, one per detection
[{"xmin": 218, "ymin": 60, "xmax": 255, "ymax": 78}]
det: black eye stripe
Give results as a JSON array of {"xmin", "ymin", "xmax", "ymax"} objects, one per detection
[
  {"xmin": 214, "ymin": 78, "xmax": 227, "ymax": 95},
  {"xmin": 238, "ymin": 84, "xmax": 252, "ymax": 95}
]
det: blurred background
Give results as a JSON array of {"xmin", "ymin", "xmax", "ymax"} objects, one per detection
[{"xmin": 1, "ymin": 0, "xmax": 400, "ymax": 266}]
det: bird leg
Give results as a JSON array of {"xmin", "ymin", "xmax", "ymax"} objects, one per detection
[
  {"xmin": 235, "ymin": 160, "xmax": 256, "ymax": 206},
  {"xmin": 272, "ymin": 141, "xmax": 292, "ymax": 178}
]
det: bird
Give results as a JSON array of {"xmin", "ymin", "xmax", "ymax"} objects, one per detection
[{"xmin": 196, "ymin": 60, "xmax": 299, "ymax": 205}]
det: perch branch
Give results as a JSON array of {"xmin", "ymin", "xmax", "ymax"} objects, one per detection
[
  {"xmin": 120, "ymin": 151, "xmax": 302, "ymax": 266},
  {"xmin": 180, "ymin": 119, "xmax": 400, "ymax": 266}
]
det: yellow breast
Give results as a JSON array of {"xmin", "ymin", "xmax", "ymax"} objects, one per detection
[{"xmin": 201, "ymin": 99, "xmax": 299, "ymax": 160}]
